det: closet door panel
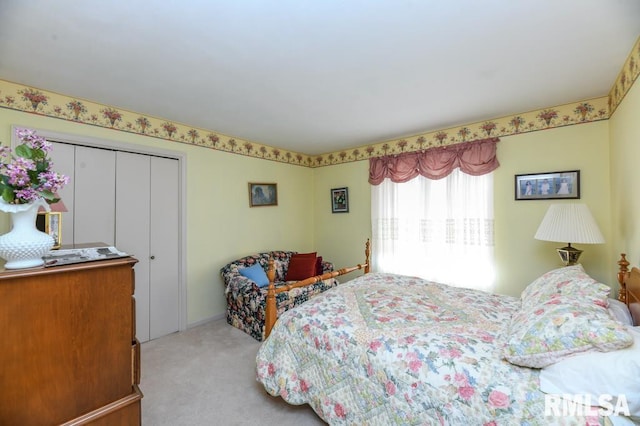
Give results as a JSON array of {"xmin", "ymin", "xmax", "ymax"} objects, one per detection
[
  {"xmin": 46, "ymin": 139, "xmax": 181, "ymax": 342},
  {"xmin": 116, "ymin": 152, "xmax": 151, "ymax": 343},
  {"xmin": 149, "ymin": 157, "xmax": 180, "ymax": 340},
  {"xmin": 49, "ymin": 142, "xmax": 76, "ymax": 245},
  {"xmin": 74, "ymin": 147, "xmax": 116, "ymax": 245}
]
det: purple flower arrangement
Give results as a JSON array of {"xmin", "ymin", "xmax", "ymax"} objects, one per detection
[{"xmin": 0, "ymin": 128, "xmax": 69, "ymax": 205}]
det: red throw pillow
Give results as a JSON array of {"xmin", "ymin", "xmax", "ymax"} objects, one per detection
[{"xmin": 285, "ymin": 253, "xmax": 317, "ymax": 281}]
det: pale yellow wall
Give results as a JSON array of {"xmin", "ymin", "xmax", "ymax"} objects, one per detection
[
  {"xmin": 494, "ymin": 122, "xmax": 611, "ymax": 295},
  {"xmin": 0, "ymin": 99, "xmax": 632, "ymax": 322},
  {"xmin": 189, "ymin": 153, "xmax": 315, "ymax": 323},
  {"xmin": 0, "ymin": 108, "xmax": 315, "ymax": 325},
  {"xmin": 313, "ymin": 122, "xmax": 613, "ymax": 297},
  {"xmin": 1, "ymin": 57, "xmax": 637, "ymax": 323},
  {"xmin": 312, "ymin": 161, "xmax": 371, "ymax": 279},
  {"xmin": 609, "ymin": 78, "xmax": 640, "ymax": 272}
]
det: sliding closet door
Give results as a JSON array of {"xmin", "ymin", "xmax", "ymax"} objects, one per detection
[
  {"xmin": 116, "ymin": 152, "xmax": 152, "ymax": 342},
  {"xmin": 49, "ymin": 143, "xmax": 115, "ymax": 246},
  {"xmin": 115, "ymin": 153, "xmax": 179, "ymax": 342},
  {"xmin": 74, "ymin": 147, "xmax": 116, "ymax": 245},
  {"xmin": 149, "ymin": 157, "xmax": 180, "ymax": 340},
  {"xmin": 48, "ymin": 139, "xmax": 180, "ymax": 343}
]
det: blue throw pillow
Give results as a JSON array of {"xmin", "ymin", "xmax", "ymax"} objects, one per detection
[{"xmin": 239, "ymin": 264, "xmax": 269, "ymax": 288}]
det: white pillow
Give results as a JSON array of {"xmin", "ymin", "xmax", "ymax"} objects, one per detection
[
  {"xmin": 539, "ymin": 326, "xmax": 640, "ymax": 419},
  {"xmin": 608, "ymin": 298, "xmax": 633, "ymax": 326}
]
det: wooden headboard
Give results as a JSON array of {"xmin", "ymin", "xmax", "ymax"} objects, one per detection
[{"xmin": 617, "ymin": 253, "xmax": 640, "ymax": 326}]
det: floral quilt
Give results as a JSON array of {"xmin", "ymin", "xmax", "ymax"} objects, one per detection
[{"xmin": 256, "ymin": 273, "xmax": 608, "ymax": 425}]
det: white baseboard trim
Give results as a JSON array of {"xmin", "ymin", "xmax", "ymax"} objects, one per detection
[{"xmin": 187, "ymin": 313, "xmax": 225, "ymax": 329}]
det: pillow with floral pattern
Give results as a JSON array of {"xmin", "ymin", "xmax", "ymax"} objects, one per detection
[
  {"xmin": 520, "ymin": 264, "xmax": 610, "ymax": 308},
  {"xmin": 504, "ymin": 296, "xmax": 633, "ymax": 368}
]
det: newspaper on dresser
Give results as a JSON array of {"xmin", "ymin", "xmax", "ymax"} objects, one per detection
[{"xmin": 43, "ymin": 246, "xmax": 128, "ymax": 267}]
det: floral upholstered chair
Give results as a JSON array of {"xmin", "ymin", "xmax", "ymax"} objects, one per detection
[{"xmin": 220, "ymin": 251, "xmax": 337, "ymax": 341}]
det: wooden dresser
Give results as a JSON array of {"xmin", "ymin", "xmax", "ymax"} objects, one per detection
[{"xmin": 0, "ymin": 257, "xmax": 142, "ymax": 425}]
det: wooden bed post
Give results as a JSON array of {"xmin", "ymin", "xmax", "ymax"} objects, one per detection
[
  {"xmin": 616, "ymin": 253, "xmax": 640, "ymax": 326},
  {"xmin": 364, "ymin": 238, "xmax": 370, "ymax": 274},
  {"xmin": 264, "ymin": 257, "xmax": 277, "ymax": 341},
  {"xmin": 263, "ymin": 239, "xmax": 372, "ymax": 340},
  {"xmin": 618, "ymin": 253, "xmax": 629, "ymax": 303}
]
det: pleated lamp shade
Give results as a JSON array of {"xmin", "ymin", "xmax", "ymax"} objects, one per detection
[{"xmin": 534, "ymin": 204, "xmax": 604, "ymax": 265}]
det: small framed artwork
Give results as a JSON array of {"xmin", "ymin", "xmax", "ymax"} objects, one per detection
[
  {"xmin": 249, "ymin": 183, "xmax": 278, "ymax": 207},
  {"xmin": 36, "ymin": 212, "xmax": 62, "ymax": 249},
  {"xmin": 331, "ymin": 187, "xmax": 349, "ymax": 213},
  {"xmin": 515, "ymin": 170, "xmax": 580, "ymax": 200}
]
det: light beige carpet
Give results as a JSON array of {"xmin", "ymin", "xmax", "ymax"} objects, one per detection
[{"xmin": 141, "ymin": 318, "xmax": 325, "ymax": 425}]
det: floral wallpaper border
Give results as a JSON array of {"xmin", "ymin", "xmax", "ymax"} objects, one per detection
[
  {"xmin": 0, "ymin": 37, "xmax": 637, "ymax": 168},
  {"xmin": 609, "ymin": 36, "xmax": 640, "ymax": 115}
]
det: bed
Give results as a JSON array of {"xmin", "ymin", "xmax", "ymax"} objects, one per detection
[{"xmin": 256, "ymin": 254, "xmax": 640, "ymax": 425}]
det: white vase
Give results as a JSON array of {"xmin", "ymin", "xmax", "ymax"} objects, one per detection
[{"xmin": 0, "ymin": 199, "xmax": 54, "ymax": 269}]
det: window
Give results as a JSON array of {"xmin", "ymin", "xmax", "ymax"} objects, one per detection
[{"xmin": 371, "ymin": 168, "xmax": 495, "ymax": 292}]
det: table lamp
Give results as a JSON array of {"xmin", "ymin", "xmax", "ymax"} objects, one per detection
[{"xmin": 534, "ymin": 204, "xmax": 604, "ymax": 266}]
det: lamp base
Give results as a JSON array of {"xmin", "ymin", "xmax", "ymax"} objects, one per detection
[{"xmin": 556, "ymin": 244, "xmax": 583, "ymax": 266}]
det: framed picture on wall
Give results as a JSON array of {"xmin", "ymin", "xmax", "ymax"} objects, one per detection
[
  {"xmin": 515, "ymin": 170, "xmax": 580, "ymax": 200},
  {"xmin": 331, "ymin": 187, "xmax": 349, "ymax": 213},
  {"xmin": 36, "ymin": 212, "xmax": 62, "ymax": 249},
  {"xmin": 249, "ymin": 183, "xmax": 278, "ymax": 207}
]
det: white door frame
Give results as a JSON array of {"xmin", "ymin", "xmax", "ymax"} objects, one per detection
[{"xmin": 14, "ymin": 125, "xmax": 188, "ymax": 334}]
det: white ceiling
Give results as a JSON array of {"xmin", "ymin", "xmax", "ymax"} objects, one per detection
[{"xmin": 0, "ymin": 1, "xmax": 639, "ymax": 155}]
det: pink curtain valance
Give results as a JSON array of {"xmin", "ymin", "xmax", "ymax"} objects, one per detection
[{"xmin": 368, "ymin": 137, "xmax": 500, "ymax": 185}]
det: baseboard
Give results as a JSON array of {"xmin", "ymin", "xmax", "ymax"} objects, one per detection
[{"xmin": 187, "ymin": 313, "xmax": 225, "ymax": 329}]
